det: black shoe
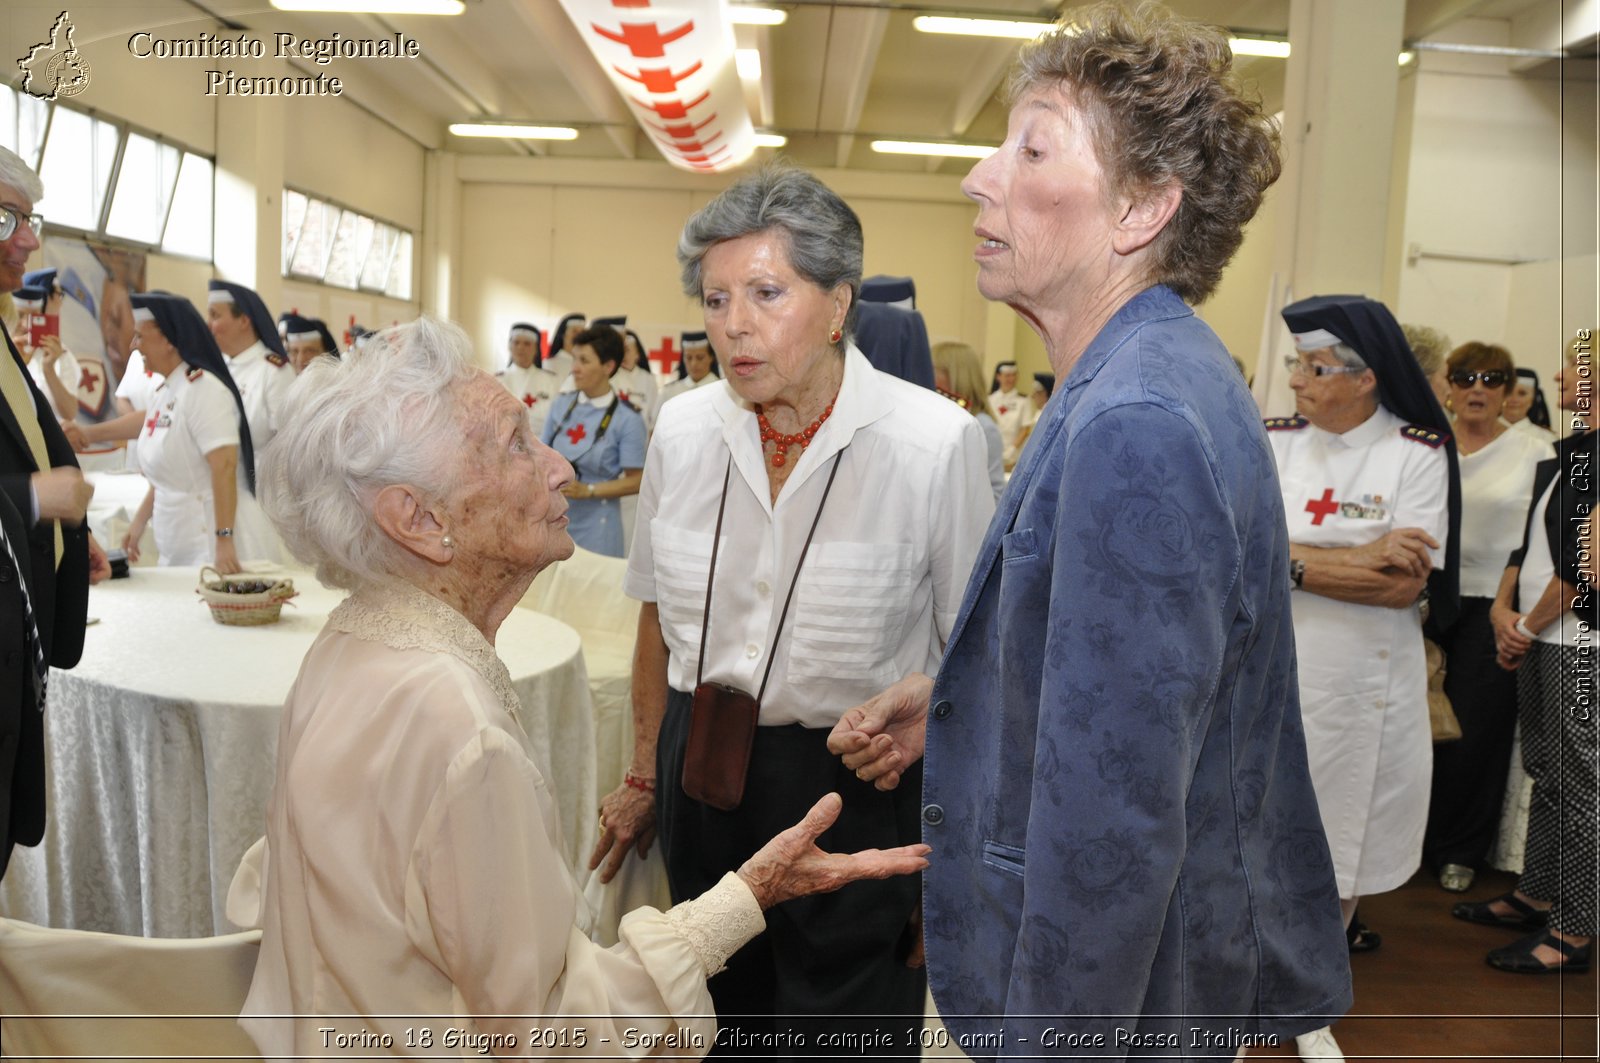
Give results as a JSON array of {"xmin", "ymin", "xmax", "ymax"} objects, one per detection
[
  {"xmin": 1452, "ymin": 891, "xmax": 1549, "ymax": 932},
  {"xmin": 1346, "ymin": 921, "xmax": 1381, "ymax": 953},
  {"xmin": 1486, "ymin": 929, "xmax": 1593, "ymax": 974}
]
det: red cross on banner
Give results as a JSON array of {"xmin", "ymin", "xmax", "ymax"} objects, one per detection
[
  {"xmin": 75, "ymin": 360, "xmax": 107, "ymax": 416},
  {"xmin": 593, "ymin": 21, "xmax": 694, "ymax": 58},
  {"xmin": 631, "ymin": 92, "xmax": 711, "ymax": 121},
  {"xmin": 567, "ymin": 422, "xmax": 588, "ymax": 446},
  {"xmin": 618, "ymin": 62, "xmax": 703, "ymax": 93},
  {"xmin": 648, "ymin": 336, "xmax": 680, "ymax": 377},
  {"xmin": 1305, "ymin": 488, "xmax": 1339, "ymax": 525}
]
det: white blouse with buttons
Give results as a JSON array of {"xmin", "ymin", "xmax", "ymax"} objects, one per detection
[{"xmin": 624, "ymin": 346, "xmax": 994, "ymax": 728}]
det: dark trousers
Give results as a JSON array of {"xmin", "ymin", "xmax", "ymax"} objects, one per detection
[
  {"xmin": 1424, "ymin": 597, "xmax": 1521, "ymax": 869},
  {"xmin": 656, "ymin": 688, "xmax": 926, "ymax": 1060}
]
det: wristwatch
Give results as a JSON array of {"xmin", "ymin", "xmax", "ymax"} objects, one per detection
[
  {"xmin": 1289, "ymin": 558, "xmax": 1305, "ymax": 589},
  {"xmin": 215, "ymin": 527, "xmax": 234, "ymax": 538}
]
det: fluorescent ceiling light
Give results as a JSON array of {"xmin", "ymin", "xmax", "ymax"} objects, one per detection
[
  {"xmin": 753, "ymin": 132, "xmax": 787, "ymax": 147},
  {"xmin": 736, "ymin": 48, "xmax": 762, "ymax": 79},
  {"xmin": 449, "ymin": 123, "xmax": 579, "ymax": 140},
  {"xmin": 871, "ymin": 140, "xmax": 996, "ymax": 160},
  {"xmin": 1229, "ymin": 37, "xmax": 1290, "ymax": 58},
  {"xmin": 270, "ymin": 0, "xmax": 464, "ymax": 13},
  {"xmin": 912, "ymin": 15, "xmax": 1053, "ymax": 40},
  {"xmin": 729, "ymin": 6, "xmax": 787, "ymax": 26},
  {"xmin": 1399, "ymin": 50, "xmax": 1416, "ymax": 65}
]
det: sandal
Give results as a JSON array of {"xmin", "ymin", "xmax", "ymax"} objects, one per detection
[
  {"xmin": 1486, "ymin": 929, "xmax": 1593, "ymax": 974},
  {"xmin": 1452, "ymin": 891, "xmax": 1549, "ymax": 932}
]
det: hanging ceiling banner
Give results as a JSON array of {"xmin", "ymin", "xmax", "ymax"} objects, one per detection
[{"xmin": 556, "ymin": 0, "xmax": 756, "ymax": 174}]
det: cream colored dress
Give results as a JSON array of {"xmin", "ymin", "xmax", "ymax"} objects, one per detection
[{"xmin": 230, "ymin": 581, "xmax": 763, "ymax": 1059}]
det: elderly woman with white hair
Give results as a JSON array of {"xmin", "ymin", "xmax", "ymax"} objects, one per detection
[{"xmin": 229, "ymin": 317, "xmax": 929, "ymax": 1058}]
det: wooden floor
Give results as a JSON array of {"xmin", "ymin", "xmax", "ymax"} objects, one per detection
[{"xmin": 926, "ymin": 869, "xmax": 1599, "ymax": 1061}]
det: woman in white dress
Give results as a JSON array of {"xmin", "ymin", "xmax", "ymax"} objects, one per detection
[
  {"xmin": 614, "ymin": 326, "xmax": 660, "ymax": 430},
  {"xmin": 229, "ymin": 316, "xmax": 928, "ymax": 1056},
  {"xmin": 651, "ymin": 330, "xmax": 720, "ymax": 421},
  {"xmin": 121, "ymin": 292, "xmax": 276, "ymax": 572},
  {"xmin": 1503, "ymin": 367, "xmax": 1556, "ymax": 442}
]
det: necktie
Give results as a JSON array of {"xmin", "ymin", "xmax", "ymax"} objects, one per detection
[
  {"xmin": 0, "ymin": 339, "xmax": 63, "ymax": 567},
  {"xmin": 0, "ymin": 509, "xmax": 47, "ymax": 709}
]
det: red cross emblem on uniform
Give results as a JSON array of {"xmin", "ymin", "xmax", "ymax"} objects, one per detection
[
  {"xmin": 997, "ymin": 405, "xmax": 1009, "ymax": 416},
  {"xmin": 144, "ymin": 411, "xmax": 160, "ymax": 436},
  {"xmin": 566, "ymin": 422, "xmax": 587, "ymax": 445},
  {"xmin": 522, "ymin": 393, "xmax": 536, "ymax": 407},
  {"xmin": 617, "ymin": 390, "xmax": 631, "ymax": 406},
  {"xmin": 1305, "ymin": 488, "xmax": 1339, "ymax": 525}
]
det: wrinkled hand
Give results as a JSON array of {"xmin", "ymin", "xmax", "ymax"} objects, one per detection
[
  {"xmin": 213, "ymin": 536, "xmax": 242, "ymax": 575},
  {"xmin": 588, "ymin": 782, "xmax": 656, "ymax": 884},
  {"xmin": 1490, "ymin": 602, "xmax": 1532, "ymax": 660},
  {"xmin": 737, "ymin": 793, "xmax": 931, "ymax": 910},
  {"xmin": 59, "ymin": 419, "xmax": 89, "ymax": 452},
  {"xmin": 1352, "ymin": 527, "xmax": 1438, "ymax": 578},
  {"xmin": 32, "ymin": 467, "xmax": 92, "ymax": 524},
  {"xmin": 86, "ymin": 532, "xmax": 111, "ymax": 584},
  {"xmin": 1497, "ymin": 647, "xmax": 1527, "ymax": 672},
  {"xmin": 827, "ymin": 672, "xmax": 932, "ymax": 792}
]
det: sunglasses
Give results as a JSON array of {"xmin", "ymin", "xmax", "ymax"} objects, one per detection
[
  {"xmin": 1448, "ymin": 370, "xmax": 1510, "ymax": 389},
  {"xmin": 0, "ymin": 205, "xmax": 44, "ymax": 243}
]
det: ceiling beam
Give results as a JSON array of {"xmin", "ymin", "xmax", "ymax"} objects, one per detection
[
  {"xmin": 926, "ymin": 37, "xmax": 1015, "ymax": 172},
  {"xmin": 507, "ymin": 0, "xmax": 637, "ymax": 160},
  {"xmin": 814, "ymin": 7, "xmax": 891, "ymax": 169},
  {"xmin": 1404, "ymin": 0, "xmax": 1513, "ymax": 40}
]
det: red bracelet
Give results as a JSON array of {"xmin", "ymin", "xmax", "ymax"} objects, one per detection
[{"xmin": 624, "ymin": 771, "xmax": 656, "ymax": 793}]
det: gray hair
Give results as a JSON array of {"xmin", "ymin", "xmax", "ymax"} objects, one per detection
[
  {"xmin": 677, "ymin": 164, "xmax": 864, "ymax": 338},
  {"xmin": 0, "ymin": 147, "xmax": 44, "ymax": 203},
  {"xmin": 1329, "ymin": 343, "xmax": 1368, "ymax": 370},
  {"xmin": 1401, "ymin": 323, "xmax": 1451, "ymax": 377},
  {"xmin": 258, "ymin": 315, "xmax": 478, "ymax": 590}
]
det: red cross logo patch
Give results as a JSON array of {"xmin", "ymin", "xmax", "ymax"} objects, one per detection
[
  {"xmin": 566, "ymin": 422, "xmax": 587, "ymax": 445},
  {"xmin": 1305, "ymin": 489, "xmax": 1339, "ymax": 525},
  {"xmin": 522, "ymin": 393, "xmax": 537, "ymax": 408}
]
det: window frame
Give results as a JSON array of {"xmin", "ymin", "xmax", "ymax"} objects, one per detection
[{"xmin": 281, "ymin": 184, "xmax": 415, "ymax": 300}]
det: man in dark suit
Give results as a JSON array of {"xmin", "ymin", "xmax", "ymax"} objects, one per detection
[{"xmin": 0, "ymin": 146, "xmax": 105, "ymax": 878}]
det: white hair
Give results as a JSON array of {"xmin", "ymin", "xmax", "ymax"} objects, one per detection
[
  {"xmin": 0, "ymin": 146, "xmax": 44, "ymax": 203},
  {"xmin": 258, "ymin": 315, "xmax": 478, "ymax": 590}
]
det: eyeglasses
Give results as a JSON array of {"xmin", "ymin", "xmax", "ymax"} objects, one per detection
[
  {"xmin": 1284, "ymin": 356, "xmax": 1365, "ymax": 378},
  {"xmin": 1447, "ymin": 369, "xmax": 1510, "ymax": 389},
  {"xmin": 0, "ymin": 205, "xmax": 44, "ymax": 243}
]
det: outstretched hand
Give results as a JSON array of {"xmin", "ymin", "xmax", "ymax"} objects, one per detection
[
  {"xmin": 588, "ymin": 782, "xmax": 656, "ymax": 884},
  {"xmin": 827, "ymin": 672, "xmax": 933, "ymax": 791},
  {"xmin": 737, "ymin": 792, "xmax": 930, "ymax": 910}
]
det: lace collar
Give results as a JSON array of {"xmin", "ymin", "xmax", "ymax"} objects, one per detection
[{"xmin": 328, "ymin": 580, "xmax": 522, "ymax": 725}]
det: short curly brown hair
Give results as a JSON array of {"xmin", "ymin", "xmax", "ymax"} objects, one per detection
[{"xmin": 1010, "ymin": 1, "xmax": 1281, "ymax": 303}]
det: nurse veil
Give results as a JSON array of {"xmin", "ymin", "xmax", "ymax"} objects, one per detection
[
  {"xmin": 128, "ymin": 291, "xmax": 281, "ymax": 567},
  {"xmin": 1282, "ymin": 294, "xmax": 1463, "ymax": 630}
]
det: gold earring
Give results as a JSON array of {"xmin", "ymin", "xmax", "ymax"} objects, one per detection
[{"xmin": 829, "ymin": 327, "xmax": 842, "ymax": 344}]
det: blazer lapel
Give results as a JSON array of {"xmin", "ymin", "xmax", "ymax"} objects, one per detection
[{"xmin": 0, "ymin": 326, "xmax": 42, "ymax": 472}]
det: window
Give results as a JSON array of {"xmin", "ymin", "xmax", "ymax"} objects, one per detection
[
  {"xmin": 38, "ymin": 105, "xmax": 119, "ymax": 230},
  {"xmin": 162, "ymin": 154, "xmax": 213, "ymax": 258},
  {"xmin": 281, "ymin": 188, "xmax": 414, "ymax": 299},
  {"xmin": 105, "ymin": 131, "xmax": 181, "ymax": 244},
  {"xmin": 3, "ymin": 88, "xmax": 215, "ymax": 257}
]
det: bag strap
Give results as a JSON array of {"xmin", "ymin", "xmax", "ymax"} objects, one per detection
[{"xmin": 696, "ymin": 449, "xmax": 848, "ymax": 702}]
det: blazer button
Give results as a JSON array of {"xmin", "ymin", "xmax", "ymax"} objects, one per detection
[
  {"xmin": 932, "ymin": 699, "xmax": 952, "ymax": 720},
  {"xmin": 0, "ymin": 563, "xmax": 11, "ymax": 582},
  {"xmin": 922, "ymin": 804, "xmax": 945, "ymax": 826}
]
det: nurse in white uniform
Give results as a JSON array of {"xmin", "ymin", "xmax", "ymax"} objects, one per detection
[
  {"xmin": 205, "ymin": 279, "xmax": 294, "ymax": 452},
  {"xmin": 1270, "ymin": 295, "xmax": 1458, "ymax": 940},
  {"xmin": 495, "ymin": 321, "xmax": 559, "ymax": 436},
  {"xmin": 652, "ymin": 330, "xmax": 720, "ymax": 422},
  {"xmin": 121, "ymin": 292, "xmax": 276, "ymax": 572}
]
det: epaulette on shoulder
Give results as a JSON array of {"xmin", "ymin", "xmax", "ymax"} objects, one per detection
[
  {"xmin": 186, "ymin": 367, "xmax": 205, "ymax": 382},
  {"xmin": 1401, "ymin": 424, "xmax": 1448, "ymax": 448},
  {"xmin": 1264, "ymin": 415, "xmax": 1308, "ymax": 432},
  {"xmin": 265, "ymin": 352, "xmax": 288, "ymax": 368}
]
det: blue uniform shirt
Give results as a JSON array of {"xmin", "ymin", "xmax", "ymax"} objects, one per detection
[{"xmin": 541, "ymin": 389, "xmax": 647, "ymax": 557}]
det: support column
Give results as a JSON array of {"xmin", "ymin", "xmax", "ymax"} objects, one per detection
[
  {"xmin": 420, "ymin": 150, "xmax": 459, "ymax": 321},
  {"xmin": 213, "ymin": 94, "xmax": 285, "ymax": 308},
  {"xmin": 1254, "ymin": 0, "xmax": 1407, "ymax": 414}
]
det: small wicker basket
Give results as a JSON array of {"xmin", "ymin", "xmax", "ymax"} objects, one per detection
[{"xmin": 195, "ymin": 566, "xmax": 298, "ymax": 626}]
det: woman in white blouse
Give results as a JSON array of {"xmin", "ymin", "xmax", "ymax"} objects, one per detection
[
  {"xmin": 1424, "ymin": 342, "xmax": 1553, "ymax": 894},
  {"xmin": 591, "ymin": 166, "xmax": 993, "ymax": 1052},
  {"xmin": 231, "ymin": 316, "xmax": 927, "ymax": 1058}
]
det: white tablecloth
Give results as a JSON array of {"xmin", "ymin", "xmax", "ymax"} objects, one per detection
[{"xmin": 0, "ymin": 566, "xmax": 597, "ymax": 939}]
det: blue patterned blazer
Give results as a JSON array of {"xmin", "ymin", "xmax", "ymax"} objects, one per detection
[{"xmin": 922, "ymin": 287, "xmax": 1352, "ymax": 1059}]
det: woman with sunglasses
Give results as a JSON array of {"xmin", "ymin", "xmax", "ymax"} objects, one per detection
[{"xmin": 1424, "ymin": 342, "xmax": 1553, "ymax": 894}]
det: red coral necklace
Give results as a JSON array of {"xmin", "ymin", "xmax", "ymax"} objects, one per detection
[{"xmin": 757, "ymin": 399, "xmax": 835, "ymax": 468}]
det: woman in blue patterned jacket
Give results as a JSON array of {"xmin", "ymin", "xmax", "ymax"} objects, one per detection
[{"xmin": 830, "ymin": 3, "xmax": 1352, "ymax": 1059}]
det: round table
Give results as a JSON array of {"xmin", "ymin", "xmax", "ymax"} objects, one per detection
[{"xmin": 0, "ymin": 566, "xmax": 597, "ymax": 938}]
